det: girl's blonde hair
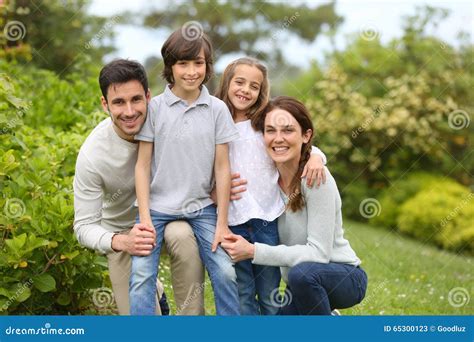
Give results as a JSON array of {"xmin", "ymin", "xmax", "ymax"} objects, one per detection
[{"xmin": 215, "ymin": 57, "xmax": 270, "ymax": 121}]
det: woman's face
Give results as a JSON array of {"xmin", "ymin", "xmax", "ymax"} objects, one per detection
[{"xmin": 263, "ymin": 108, "xmax": 312, "ymax": 165}]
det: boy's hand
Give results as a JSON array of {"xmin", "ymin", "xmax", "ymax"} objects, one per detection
[{"xmin": 211, "ymin": 223, "xmax": 232, "ymax": 252}]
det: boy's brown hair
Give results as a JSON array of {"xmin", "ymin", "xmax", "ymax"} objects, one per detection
[{"xmin": 161, "ymin": 27, "xmax": 214, "ymax": 84}]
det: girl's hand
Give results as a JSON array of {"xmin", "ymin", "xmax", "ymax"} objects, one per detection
[
  {"xmin": 221, "ymin": 233, "xmax": 255, "ymax": 262},
  {"xmin": 302, "ymin": 154, "xmax": 326, "ymax": 188}
]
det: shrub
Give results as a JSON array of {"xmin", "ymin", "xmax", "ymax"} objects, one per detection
[
  {"xmin": 1, "ymin": 64, "xmax": 108, "ymax": 314},
  {"xmin": 397, "ymin": 184, "xmax": 473, "ymax": 254},
  {"xmin": 371, "ymin": 172, "xmax": 463, "ymax": 228}
]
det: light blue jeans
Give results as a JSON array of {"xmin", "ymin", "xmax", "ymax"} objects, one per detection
[
  {"xmin": 129, "ymin": 204, "xmax": 240, "ymax": 315},
  {"xmin": 230, "ymin": 218, "xmax": 281, "ymax": 315}
]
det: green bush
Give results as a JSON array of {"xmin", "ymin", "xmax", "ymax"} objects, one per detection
[
  {"xmin": 371, "ymin": 172, "xmax": 464, "ymax": 228},
  {"xmin": 1, "ymin": 64, "xmax": 108, "ymax": 314},
  {"xmin": 397, "ymin": 183, "xmax": 473, "ymax": 254}
]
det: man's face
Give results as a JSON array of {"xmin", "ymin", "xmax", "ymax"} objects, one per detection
[{"xmin": 101, "ymin": 80, "xmax": 150, "ymax": 141}]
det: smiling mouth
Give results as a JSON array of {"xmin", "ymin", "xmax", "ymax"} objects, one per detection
[
  {"xmin": 121, "ymin": 115, "xmax": 140, "ymax": 125},
  {"xmin": 272, "ymin": 146, "xmax": 289, "ymax": 154},
  {"xmin": 236, "ymin": 95, "xmax": 250, "ymax": 101}
]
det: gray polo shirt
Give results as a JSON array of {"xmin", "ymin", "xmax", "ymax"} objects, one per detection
[{"xmin": 135, "ymin": 85, "xmax": 239, "ymax": 215}]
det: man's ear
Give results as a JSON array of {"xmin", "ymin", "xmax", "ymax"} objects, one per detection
[
  {"xmin": 100, "ymin": 96, "xmax": 108, "ymax": 112},
  {"xmin": 146, "ymin": 88, "xmax": 151, "ymax": 103},
  {"xmin": 303, "ymin": 129, "xmax": 312, "ymax": 143}
]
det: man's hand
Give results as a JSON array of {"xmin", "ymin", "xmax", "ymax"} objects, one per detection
[
  {"xmin": 111, "ymin": 223, "xmax": 156, "ymax": 256},
  {"xmin": 211, "ymin": 223, "xmax": 232, "ymax": 252},
  {"xmin": 230, "ymin": 172, "xmax": 247, "ymax": 200},
  {"xmin": 221, "ymin": 233, "xmax": 255, "ymax": 262}
]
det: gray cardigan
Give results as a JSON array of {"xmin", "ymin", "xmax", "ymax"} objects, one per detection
[{"xmin": 253, "ymin": 167, "xmax": 361, "ymax": 282}]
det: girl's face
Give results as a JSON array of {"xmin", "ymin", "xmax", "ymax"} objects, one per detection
[
  {"xmin": 264, "ymin": 108, "xmax": 312, "ymax": 165},
  {"xmin": 227, "ymin": 64, "xmax": 263, "ymax": 116}
]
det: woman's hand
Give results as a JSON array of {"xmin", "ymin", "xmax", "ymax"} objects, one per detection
[
  {"xmin": 302, "ymin": 154, "xmax": 326, "ymax": 187},
  {"xmin": 221, "ymin": 233, "xmax": 255, "ymax": 262}
]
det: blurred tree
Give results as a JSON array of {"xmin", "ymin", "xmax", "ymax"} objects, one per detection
[
  {"xmin": 1, "ymin": 0, "xmax": 117, "ymax": 75},
  {"xmin": 142, "ymin": 0, "xmax": 342, "ymax": 66}
]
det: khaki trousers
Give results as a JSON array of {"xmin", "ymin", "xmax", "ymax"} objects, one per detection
[{"xmin": 107, "ymin": 220, "xmax": 205, "ymax": 315}]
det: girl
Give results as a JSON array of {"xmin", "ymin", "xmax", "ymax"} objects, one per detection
[
  {"xmin": 222, "ymin": 96, "xmax": 368, "ymax": 315},
  {"xmin": 215, "ymin": 58, "xmax": 327, "ymax": 315}
]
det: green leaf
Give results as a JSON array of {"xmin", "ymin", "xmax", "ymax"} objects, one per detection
[
  {"xmin": 32, "ymin": 274, "xmax": 56, "ymax": 293},
  {"xmin": 56, "ymin": 291, "xmax": 71, "ymax": 306}
]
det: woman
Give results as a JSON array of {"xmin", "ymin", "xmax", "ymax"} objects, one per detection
[{"xmin": 222, "ymin": 96, "xmax": 368, "ymax": 315}]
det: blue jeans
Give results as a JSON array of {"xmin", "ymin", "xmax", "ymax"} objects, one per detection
[
  {"xmin": 279, "ymin": 262, "xmax": 367, "ymax": 315},
  {"xmin": 130, "ymin": 204, "xmax": 240, "ymax": 315},
  {"xmin": 230, "ymin": 218, "xmax": 281, "ymax": 315}
]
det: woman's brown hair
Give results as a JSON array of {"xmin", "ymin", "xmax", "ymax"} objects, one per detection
[
  {"xmin": 215, "ymin": 57, "xmax": 270, "ymax": 121},
  {"xmin": 256, "ymin": 96, "xmax": 314, "ymax": 212}
]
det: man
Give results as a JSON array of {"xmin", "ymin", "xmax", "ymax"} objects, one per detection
[{"xmin": 73, "ymin": 59, "xmax": 205, "ymax": 315}]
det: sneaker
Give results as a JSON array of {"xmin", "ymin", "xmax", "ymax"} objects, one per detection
[
  {"xmin": 331, "ymin": 309, "xmax": 341, "ymax": 316},
  {"xmin": 159, "ymin": 292, "xmax": 170, "ymax": 316}
]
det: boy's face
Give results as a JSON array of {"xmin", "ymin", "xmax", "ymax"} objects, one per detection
[
  {"xmin": 171, "ymin": 48, "xmax": 206, "ymax": 99},
  {"xmin": 101, "ymin": 80, "xmax": 150, "ymax": 141}
]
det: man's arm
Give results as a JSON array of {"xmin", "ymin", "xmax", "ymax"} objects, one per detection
[
  {"xmin": 211, "ymin": 143, "xmax": 232, "ymax": 252},
  {"xmin": 73, "ymin": 152, "xmax": 115, "ymax": 254}
]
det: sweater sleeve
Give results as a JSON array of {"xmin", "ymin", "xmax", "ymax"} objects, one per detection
[
  {"xmin": 73, "ymin": 151, "xmax": 115, "ymax": 254},
  {"xmin": 253, "ymin": 168, "xmax": 336, "ymax": 266}
]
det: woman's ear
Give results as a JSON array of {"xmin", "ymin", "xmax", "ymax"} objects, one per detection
[{"xmin": 303, "ymin": 129, "xmax": 312, "ymax": 143}]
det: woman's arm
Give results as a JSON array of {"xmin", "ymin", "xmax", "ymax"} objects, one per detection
[
  {"xmin": 224, "ymin": 169, "xmax": 338, "ymax": 267},
  {"xmin": 135, "ymin": 141, "xmax": 154, "ymax": 228}
]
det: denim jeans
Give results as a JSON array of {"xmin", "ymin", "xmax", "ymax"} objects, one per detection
[
  {"xmin": 130, "ymin": 204, "xmax": 240, "ymax": 315},
  {"xmin": 279, "ymin": 262, "xmax": 367, "ymax": 315},
  {"xmin": 230, "ymin": 218, "xmax": 281, "ymax": 315}
]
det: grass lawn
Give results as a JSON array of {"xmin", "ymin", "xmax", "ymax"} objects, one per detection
[{"xmin": 158, "ymin": 220, "xmax": 473, "ymax": 315}]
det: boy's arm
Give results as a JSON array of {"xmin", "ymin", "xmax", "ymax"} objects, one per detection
[
  {"xmin": 211, "ymin": 143, "xmax": 232, "ymax": 252},
  {"xmin": 135, "ymin": 141, "xmax": 154, "ymax": 229}
]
